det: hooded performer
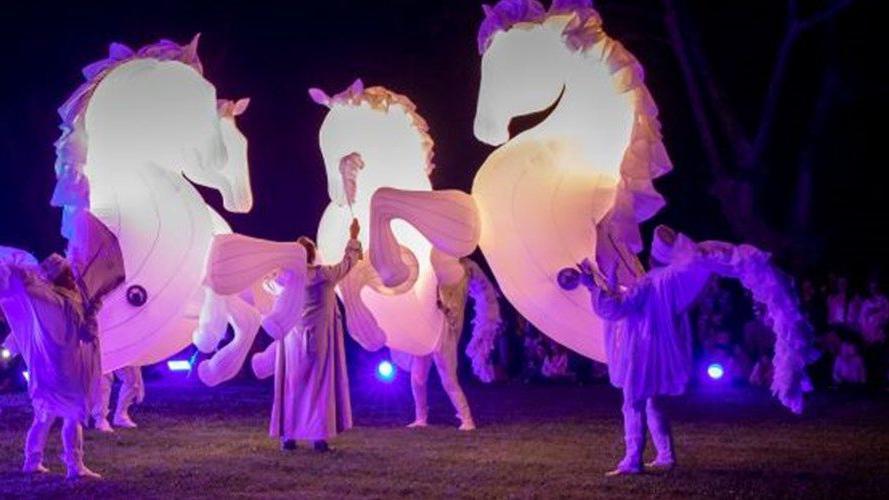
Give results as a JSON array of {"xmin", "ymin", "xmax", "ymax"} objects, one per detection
[
  {"xmin": 0, "ymin": 253, "xmax": 105, "ymax": 479},
  {"xmin": 406, "ymin": 256, "xmax": 479, "ymax": 431},
  {"xmin": 272, "ymin": 219, "xmax": 362, "ymax": 452},
  {"xmin": 580, "ymin": 225, "xmax": 708, "ymax": 475}
]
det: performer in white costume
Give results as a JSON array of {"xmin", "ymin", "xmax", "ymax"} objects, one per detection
[
  {"xmin": 581, "ymin": 226, "xmax": 704, "ymax": 476},
  {"xmin": 407, "ymin": 257, "xmax": 478, "ymax": 431},
  {"xmin": 274, "ymin": 219, "xmax": 362, "ymax": 453},
  {"xmin": 92, "ymin": 365, "xmax": 144, "ymax": 432},
  {"xmin": 1, "ymin": 254, "xmax": 106, "ymax": 479}
]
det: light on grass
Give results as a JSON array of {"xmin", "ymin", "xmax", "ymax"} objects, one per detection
[
  {"xmin": 167, "ymin": 359, "xmax": 192, "ymax": 372},
  {"xmin": 376, "ymin": 360, "xmax": 395, "ymax": 382},
  {"xmin": 707, "ymin": 363, "xmax": 725, "ymax": 380}
]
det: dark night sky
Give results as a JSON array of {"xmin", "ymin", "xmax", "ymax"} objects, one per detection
[{"xmin": 0, "ymin": 0, "xmax": 884, "ymax": 282}]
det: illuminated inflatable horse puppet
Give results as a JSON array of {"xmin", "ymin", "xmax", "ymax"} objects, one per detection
[
  {"xmin": 472, "ymin": 0, "xmax": 672, "ymax": 363},
  {"xmin": 251, "ymin": 81, "xmax": 484, "ymax": 369},
  {"xmin": 51, "ymin": 35, "xmax": 266, "ymax": 377},
  {"xmin": 474, "ymin": 0, "xmax": 817, "ymax": 412}
]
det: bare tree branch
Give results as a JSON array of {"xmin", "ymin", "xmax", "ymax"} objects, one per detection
[
  {"xmin": 799, "ymin": 0, "xmax": 854, "ymax": 30},
  {"xmin": 661, "ymin": 0, "xmax": 726, "ymax": 175},
  {"xmin": 684, "ymin": 19, "xmax": 753, "ymax": 162},
  {"xmin": 750, "ymin": 0, "xmax": 854, "ymax": 168},
  {"xmin": 748, "ymin": 14, "xmax": 801, "ymax": 169}
]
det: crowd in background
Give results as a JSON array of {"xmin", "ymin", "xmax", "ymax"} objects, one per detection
[{"xmin": 488, "ymin": 271, "xmax": 889, "ymax": 392}]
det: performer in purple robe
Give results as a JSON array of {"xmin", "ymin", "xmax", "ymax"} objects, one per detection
[
  {"xmin": 273, "ymin": 219, "xmax": 362, "ymax": 452},
  {"xmin": 1, "ymin": 254, "xmax": 104, "ymax": 478},
  {"xmin": 581, "ymin": 226, "xmax": 708, "ymax": 475},
  {"xmin": 1, "ymin": 211, "xmax": 124, "ymax": 478}
]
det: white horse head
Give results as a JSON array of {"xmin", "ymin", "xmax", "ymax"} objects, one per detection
[
  {"xmin": 311, "ymin": 81, "xmax": 434, "ymax": 257},
  {"xmin": 475, "ymin": 0, "xmax": 637, "ymax": 177},
  {"xmin": 312, "ymin": 80, "xmax": 433, "ymax": 220},
  {"xmin": 474, "ymin": 0, "xmax": 566, "ymax": 145}
]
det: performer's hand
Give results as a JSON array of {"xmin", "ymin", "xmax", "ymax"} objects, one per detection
[
  {"xmin": 579, "ymin": 272, "xmax": 596, "ymax": 290},
  {"xmin": 86, "ymin": 298, "xmax": 103, "ymax": 317},
  {"xmin": 578, "ymin": 258, "xmax": 595, "ymax": 276},
  {"xmin": 349, "ymin": 218, "xmax": 360, "ymax": 239},
  {"xmin": 577, "ymin": 258, "xmax": 604, "ymax": 291}
]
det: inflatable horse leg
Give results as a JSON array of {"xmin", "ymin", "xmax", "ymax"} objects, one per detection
[
  {"xmin": 250, "ymin": 340, "xmax": 278, "ymax": 380},
  {"xmin": 369, "ymin": 187, "xmax": 480, "ymax": 287},
  {"xmin": 196, "ymin": 295, "xmax": 262, "ymax": 387},
  {"xmin": 193, "ymin": 289, "xmax": 230, "ymax": 353},
  {"xmin": 337, "ymin": 260, "xmax": 388, "ymax": 351}
]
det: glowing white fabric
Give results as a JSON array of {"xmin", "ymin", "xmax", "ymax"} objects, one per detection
[
  {"xmin": 473, "ymin": 0, "xmax": 670, "ymax": 362},
  {"xmin": 51, "ymin": 37, "xmax": 255, "ymax": 371},
  {"xmin": 312, "ymin": 83, "xmax": 479, "ymax": 356}
]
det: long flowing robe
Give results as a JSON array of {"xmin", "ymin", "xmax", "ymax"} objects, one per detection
[
  {"xmin": 592, "ymin": 262, "xmax": 707, "ymax": 402},
  {"xmin": 0, "ymin": 263, "xmax": 100, "ymax": 423},
  {"xmin": 270, "ymin": 239, "xmax": 361, "ymax": 441}
]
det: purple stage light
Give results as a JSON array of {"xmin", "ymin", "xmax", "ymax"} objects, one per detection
[
  {"xmin": 707, "ymin": 363, "xmax": 725, "ymax": 380},
  {"xmin": 376, "ymin": 360, "xmax": 395, "ymax": 382},
  {"xmin": 1, "ymin": 348, "xmax": 10, "ymax": 360},
  {"xmin": 167, "ymin": 359, "xmax": 192, "ymax": 372}
]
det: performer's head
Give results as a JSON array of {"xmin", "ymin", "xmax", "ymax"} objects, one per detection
[
  {"xmin": 297, "ymin": 236, "xmax": 317, "ymax": 265},
  {"xmin": 40, "ymin": 253, "xmax": 76, "ymax": 289},
  {"xmin": 649, "ymin": 225, "xmax": 677, "ymax": 268}
]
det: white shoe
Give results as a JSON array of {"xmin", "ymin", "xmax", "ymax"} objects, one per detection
[
  {"xmin": 94, "ymin": 418, "xmax": 114, "ymax": 433},
  {"xmin": 458, "ymin": 420, "xmax": 476, "ymax": 431},
  {"xmin": 407, "ymin": 419, "xmax": 428, "ymax": 428},
  {"xmin": 66, "ymin": 465, "xmax": 102, "ymax": 480},
  {"xmin": 23, "ymin": 462, "xmax": 49, "ymax": 474},
  {"xmin": 645, "ymin": 459, "xmax": 675, "ymax": 471},
  {"xmin": 605, "ymin": 457, "xmax": 643, "ymax": 477},
  {"xmin": 113, "ymin": 413, "xmax": 137, "ymax": 429},
  {"xmin": 604, "ymin": 465, "xmax": 642, "ymax": 477}
]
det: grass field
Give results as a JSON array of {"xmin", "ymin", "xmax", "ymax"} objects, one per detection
[{"xmin": 2, "ymin": 372, "xmax": 889, "ymax": 499}]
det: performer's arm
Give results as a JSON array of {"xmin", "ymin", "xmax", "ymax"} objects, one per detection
[
  {"xmin": 589, "ymin": 282, "xmax": 646, "ymax": 321},
  {"xmin": 320, "ymin": 219, "xmax": 363, "ymax": 283},
  {"xmin": 581, "ymin": 261, "xmax": 647, "ymax": 321}
]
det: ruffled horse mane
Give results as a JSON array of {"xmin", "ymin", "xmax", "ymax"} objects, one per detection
[
  {"xmin": 477, "ymin": 0, "xmax": 606, "ymax": 54},
  {"xmin": 309, "ymin": 79, "xmax": 436, "ymax": 177},
  {"xmin": 51, "ymin": 35, "xmax": 204, "ymax": 210}
]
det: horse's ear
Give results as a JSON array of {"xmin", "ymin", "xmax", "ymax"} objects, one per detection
[
  {"xmin": 232, "ymin": 98, "xmax": 251, "ymax": 116},
  {"xmin": 349, "ymin": 79, "xmax": 365, "ymax": 95},
  {"xmin": 184, "ymin": 33, "xmax": 201, "ymax": 61},
  {"xmin": 308, "ymin": 88, "xmax": 331, "ymax": 107}
]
